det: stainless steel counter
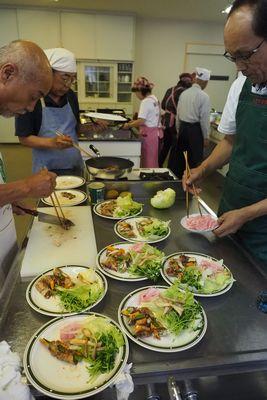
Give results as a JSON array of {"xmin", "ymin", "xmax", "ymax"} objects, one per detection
[{"xmin": 1, "ymin": 181, "xmax": 267, "ymax": 390}]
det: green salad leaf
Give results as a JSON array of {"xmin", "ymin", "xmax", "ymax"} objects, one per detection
[
  {"xmin": 56, "ymin": 280, "xmax": 103, "ymax": 312},
  {"xmin": 128, "ymin": 243, "xmax": 165, "ymax": 281},
  {"xmin": 113, "ymin": 194, "xmax": 142, "ymax": 217}
]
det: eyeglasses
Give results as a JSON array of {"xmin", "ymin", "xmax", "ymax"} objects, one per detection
[
  {"xmin": 60, "ymin": 73, "xmax": 77, "ymax": 85},
  {"xmin": 223, "ymin": 39, "xmax": 265, "ymax": 63}
]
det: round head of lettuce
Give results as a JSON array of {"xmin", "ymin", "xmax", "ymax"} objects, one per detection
[{"xmin": 150, "ymin": 188, "xmax": 176, "ymax": 209}]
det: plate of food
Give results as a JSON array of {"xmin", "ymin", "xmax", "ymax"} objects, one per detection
[
  {"xmin": 55, "ymin": 176, "xmax": 86, "ymax": 190},
  {"xmin": 84, "ymin": 112, "xmax": 127, "ymax": 122},
  {"xmin": 23, "ymin": 313, "xmax": 129, "ymax": 399},
  {"xmin": 114, "ymin": 216, "xmax": 171, "ymax": 244},
  {"xmin": 161, "ymin": 252, "xmax": 234, "ymax": 297},
  {"xmin": 97, "ymin": 242, "xmax": 165, "ymax": 282},
  {"xmin": 26, "ymin": 266, "xmax": 107, "ymax": 316},
  {"xmin": 180, "ymin": 213, "xmax": 219, "ymax": 232},
  {"xmin": 42, "ymin": 190, "xmax": 87, "ymax": 207},
  {"xmin": 93, "ymin": 193, "xmax": 143, "ymax": 220},
  {"xmin": 118, "ymin": 284, "xmax": 207, "ymax": 353}
]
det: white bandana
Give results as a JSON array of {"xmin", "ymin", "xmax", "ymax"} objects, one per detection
[
  {"xmin": 44, "ymin": 48, "xmax": 76, "ymax": 73},
  {"xmin": 195, "ymin": 67, "xmax": 211, "ymax": 81}
]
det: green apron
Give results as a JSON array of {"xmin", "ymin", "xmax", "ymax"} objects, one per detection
[{"xmin": 218, "ymin": 78, "xmax": 267, "ymax": 263}]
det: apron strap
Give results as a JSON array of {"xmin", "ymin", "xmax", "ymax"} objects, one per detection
[{"xmin": 40, "ymin": 98, "xmax": 46, "ymax": 108}]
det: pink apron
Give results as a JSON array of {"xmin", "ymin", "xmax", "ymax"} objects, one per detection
[{"xmin": 140, "ymin": 97, "xmax": 163, "ymax": 168}]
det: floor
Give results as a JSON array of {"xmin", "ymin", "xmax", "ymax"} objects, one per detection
[{"xmin": 1, "ymin": 143, "xmax": 267, "ymax": 399}]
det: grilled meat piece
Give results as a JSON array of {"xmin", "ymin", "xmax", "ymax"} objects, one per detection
[{"xmin": 40, "ymin": 338, "xmax": 83, "ymax": 364}]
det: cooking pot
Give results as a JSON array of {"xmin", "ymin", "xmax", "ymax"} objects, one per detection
[{"xmin": 85, "ymin": 144, "xmax": 134, "ymax": 180}]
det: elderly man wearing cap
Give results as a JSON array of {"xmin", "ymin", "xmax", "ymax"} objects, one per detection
[
  {"xmin": 16, "ymin": 48, "xmax": 85, "ymax": 174},
  {"xmin": 168, "ymin": 67, "xmax": 211, "ymax": 178}
]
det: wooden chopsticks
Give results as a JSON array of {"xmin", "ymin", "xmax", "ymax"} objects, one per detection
[
  {"xmin": 49, "ymin": 191, "xmax": 68, "ymax": 229},
  {"xmin": 55, "ymin": 130, "xmax": 93, "ymax": 158},
  {"xmin": 183, "ymin": 151, "xmax": 202, "ymax": 217}
]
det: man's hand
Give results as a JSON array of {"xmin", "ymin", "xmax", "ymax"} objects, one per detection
[
  {"xmin": 50, "ymin": 135, "xmax": 73, "ymax": 149},
  {"xmin": 213, "ymin": 209, "xmax": 248, "ymax": 237},
  {"xmin": 24, "ymin": 169, "xmax": 57, "ymax": 198},
  {"xmin": 182, "ymin": 165, "xmax": 205, "ymax": 194}
]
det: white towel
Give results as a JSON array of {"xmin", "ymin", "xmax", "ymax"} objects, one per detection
[
  {"xmin": 112, "ymin": 363, "xmax": 134, "ymax": 400},
  {"xmin": 0, "ymin": 341, "xmax": 34, "ymax": 400}
]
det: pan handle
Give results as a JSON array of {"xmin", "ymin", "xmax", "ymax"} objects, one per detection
[{"xmin": 89, "ymin": 144, "xmax": 101, "ymax": 157}]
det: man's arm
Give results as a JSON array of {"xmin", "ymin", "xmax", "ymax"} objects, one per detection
[
  {"xmin": 0, "ymin": 170, "xmax": 56, "ymax": 207},
  {"xmin": 19, "ymin": 135, "xmax": 73, "ymax": 150}
]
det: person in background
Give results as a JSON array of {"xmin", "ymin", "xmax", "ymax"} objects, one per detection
[
  {"xmin": 0, "ymin": 40, "xmax": 56, "ymax": 271},
  {"xmin": 15, "ymin": 48, "xmax": 105, "ymax": 175},
  {"xmin": 183, "ymin": 0, "xmax": 267, "ymax": 264},
  {"xmin": 159, "ymin": 73, "xmax": 193, "ymax": 167},
  {"xmin": 168, "ymin": 67, "xmax": 211, "ymax": 178},
  {"xmin": 122, "ymin": 77, "xmax": 163, "ymax": 167}
]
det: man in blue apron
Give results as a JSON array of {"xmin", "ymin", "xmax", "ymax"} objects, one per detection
[
  {"xmin": 15, "ymin": 48, "xmax": 84, "ymax": 175},
  {"xmin": 0, "ymin": 40, "xmax": 56, "ymax": 277},
  {"xmin": 183, "ymin": 0, "xmax": 267, "ymax": 264}
]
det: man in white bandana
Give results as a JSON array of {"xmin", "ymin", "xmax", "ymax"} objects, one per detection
[
  {"xmin": 169, "ymin": 67, "xmax": 211, "ymax": 178},
  {"xmin": 15, "ymin": 48, "xmax": 84, "ymax": 174}
]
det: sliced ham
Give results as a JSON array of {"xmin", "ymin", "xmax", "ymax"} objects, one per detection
[
  {"xmin": 185, "ymin": 214, "xmax": 218, "ymax": 231},
  {"xmin": 138, "ymin": 287, "xmax": 160, "ymax": 304},
  {"xmin": 200, "ymin": 258, "xmax": 224, "ymax": 272},
  {"xmin": 131, "ymin": 242, "xmax": 145, "ymax": 252},
  {"xmin": 60, "ymin": 322, "xmax": 82, "ymax": 341}
]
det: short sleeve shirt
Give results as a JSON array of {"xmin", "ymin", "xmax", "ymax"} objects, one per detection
[{"xmin": 138, "ymin": 95, "xmax": 161, "ymax": 127}]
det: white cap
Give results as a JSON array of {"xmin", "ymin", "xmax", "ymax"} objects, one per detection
[
  {"xmin": 44, "ymin": 48, "xmax": 76, "ymax": 73},
  {"xmin": 195, "ymin": 67, "xmax": 211, "ymax": 81}
]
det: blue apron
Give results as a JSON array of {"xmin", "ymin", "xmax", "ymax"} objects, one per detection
[{"xmin": 32, "ymin": 98, "xmax": 83, "ymax": 173}]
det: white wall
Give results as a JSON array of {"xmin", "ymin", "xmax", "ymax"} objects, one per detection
[{"xmin": 134, "ymin": 17, "xmax": 224, "ymax": 110}]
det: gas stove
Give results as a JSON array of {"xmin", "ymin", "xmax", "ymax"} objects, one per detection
[{"xmin": 87, "ymin": 168, "xmax": 177, "ymax": 181}]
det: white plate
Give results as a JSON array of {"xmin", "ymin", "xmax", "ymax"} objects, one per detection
[
  {"xmin": 84, "ymin": 112, "xmax": 127, "ymax": 122},
  {"xmin": 180, "ymin": 213, "xmax": 219, "ymax": 233},
  {"xmin": 118, "ymin": 286, "xmax": 207, "ymax": 353},
  {"xmin": 93, "ymin": 200, "xmax": 143, "ymax": 220},
  {"xmin": 42, "ymin": 190, "xmax": 87, "ymax": 207},
  {"xmin": 26, "ymin": 266, "xmax": 108, "ymax": 316},
  {"xmin": 56, "ymin": 176, "xmax": 85, "ymax": 190},
  {"xmin": 114, "ymin": 216, "xmax": 171, "ymax": 244},
  {"xmin": 97, "ymin": 242, "xmax": 149, "ymax": 282},
  {"xmin": 23, "ymin": 313, "xmax": 129, "ymax": 399},
  {"xmin": 161, "ymin": 252, "xmax": 234, "ymax": 297}
]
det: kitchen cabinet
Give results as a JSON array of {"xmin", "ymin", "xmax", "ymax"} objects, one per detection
[
  {"xmin": 61, "ymin": 12, "xmax": 96, "ymax": 59},
  {"xmin": 0, "ymin": 9, "xmax": 18, "ymax": 46},
  {"xmin": 95, "ymin": 15, "xmax": 134, "ymax": 60},
  {"xmin": 17, "ymin": 9, "xmax": 60, "ymax": 49}
]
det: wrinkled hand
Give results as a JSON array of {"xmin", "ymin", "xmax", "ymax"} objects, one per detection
[
  {"xmin": 213, "ymin": 209, "xmax": 248, "ymax": 237},
  {"xmin": 182, "ymin": 165, "xmax": 205, "ymax": 195},
  {"xmin": 51, "ymin": 135, "xmax": 73, "ymax": 149},
  {"xmin": 25, "ymin": 169, "xmax": 57, "ymax": 198}
]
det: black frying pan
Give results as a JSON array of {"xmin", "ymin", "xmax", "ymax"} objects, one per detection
[{"xmin": 85, "ymin": 144, "xmax": 134, "ymax": 179}]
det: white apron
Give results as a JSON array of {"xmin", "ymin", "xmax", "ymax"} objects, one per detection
[{"xmin": 0, "ymin": 153, "xmax": 17, "ymax": 291}]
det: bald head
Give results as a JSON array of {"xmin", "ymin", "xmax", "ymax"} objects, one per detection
[
  {"xmin": 0, "ymin": 40, "xmax": 52, "ymax": 117},
  {"xmin": 224, "ymin": 4, "xmax": 267, "ymax": 84}
]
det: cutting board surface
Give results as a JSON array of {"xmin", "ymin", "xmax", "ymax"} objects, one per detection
[{"xmin": 20, "ymin": 206, "xmax": 97, "ymax": 281}]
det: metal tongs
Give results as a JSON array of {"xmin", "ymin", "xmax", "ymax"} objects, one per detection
[{"xmin": 183, "ymin": 151, "xmax": 202, "ymax": 218}]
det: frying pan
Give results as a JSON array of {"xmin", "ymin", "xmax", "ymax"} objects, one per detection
[{"xmin": 85, "ymin": 144, "xmax": 134, "ymax": 179}]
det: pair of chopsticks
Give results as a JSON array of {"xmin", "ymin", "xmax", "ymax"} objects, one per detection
[
  {"xmin": 55, "ymin": 130, "xmax": 93, "ymax": 158},
  {"xmin": 183, "ymin": 151, "xmax": 202, "ymax": 218},
  {"xmin": 49, "ymin": 191, "xmax": 69, "ymax": 230}
]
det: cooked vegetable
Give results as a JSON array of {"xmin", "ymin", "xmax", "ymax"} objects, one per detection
[{"xmin": 150, "ymin": 188, "xmax": 176, "ymax": 209}]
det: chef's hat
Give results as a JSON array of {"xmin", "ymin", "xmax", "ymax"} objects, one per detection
[
  {"xmin": 195, "ymin": 67, "xmax": 211, "ymax": 81},
  {"xmin": 44, "ymin": 48, "xmax": 76, "ymax": 73}
]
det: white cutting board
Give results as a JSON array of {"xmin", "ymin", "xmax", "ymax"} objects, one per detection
[{"xmin": 20, "ymin": 206, "xmax": 97, "ymax": 281}]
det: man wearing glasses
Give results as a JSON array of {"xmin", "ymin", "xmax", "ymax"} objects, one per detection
[
  {"xmin": 183, "ymin": 0, "xmax": 267, "ymax": 264},
  {"xmin": 15, "ymin": 47, "xmax": 83, "ymax": 174}
]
